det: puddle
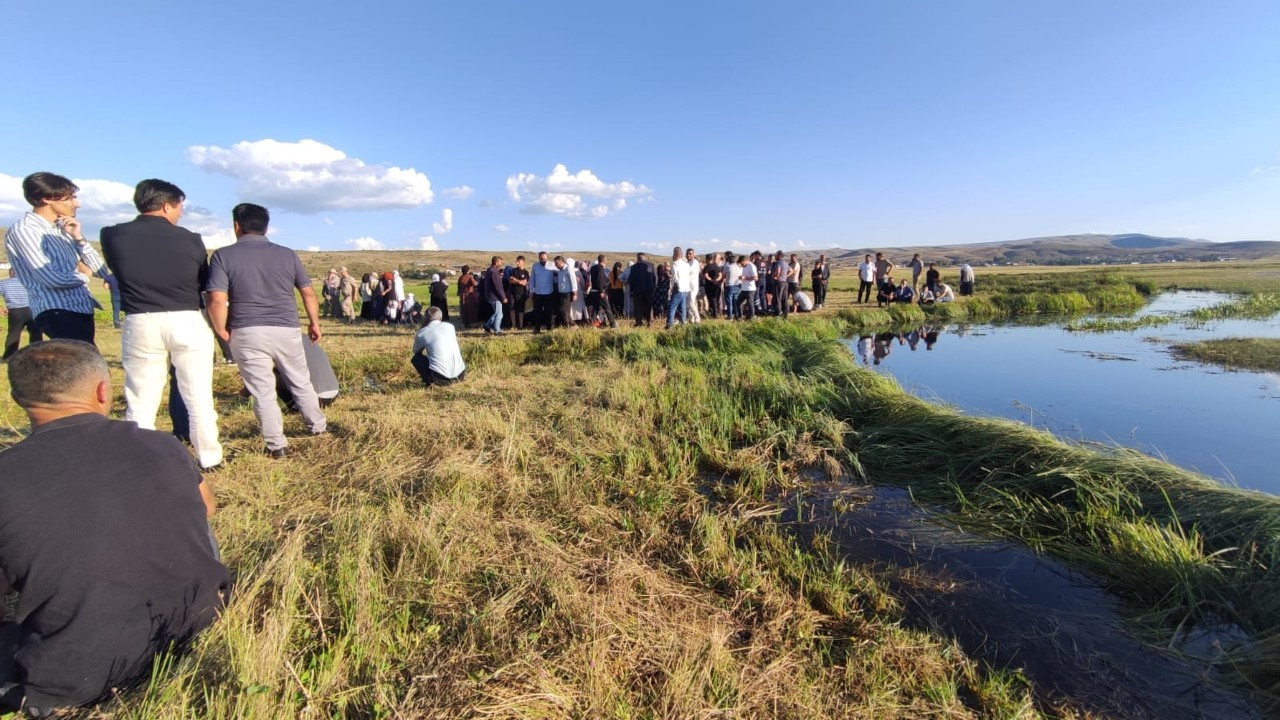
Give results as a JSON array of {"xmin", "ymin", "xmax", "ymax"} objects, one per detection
[
  {"xmin": 780, "ymin": 483, "xmax": 1264, "ymax": 719},
  {"xmin": 846, "ymin": 291, "xmax": 1280, "ymax": 494}
]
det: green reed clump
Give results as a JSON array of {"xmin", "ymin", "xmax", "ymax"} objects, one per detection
[
  {"xmin": 1065, "ymin": 315, "xmax": 1175, "ymax": 333},
  {"xmin": 1171, "ymin": 338, "xmax": 1280, "ymax": 373},
  {"xmin": 1188, "ymin": 292, "xmax": 1280, "ymax": 321}
]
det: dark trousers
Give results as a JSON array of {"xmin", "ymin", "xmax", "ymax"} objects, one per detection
[
  {"xmin": 3, "ymin": 306, "xmax": 41, "ymax": 358},
  {"xmin": 587, "ymin": 292, "xmax": 615, "ymax": 327},
  {"xmin": 739, "ymin": 290, "xmax": 756, "ymax": 320},
  {"xmin": 532, "ymin": 293, "xmax": 554, "ymax": 332},
  {"xmin": 430, "ymin": 299, "xmax": 450, "ymax": 322},
  {"xmin": 608, "ymin": 289, "xmax": 624, "ymax": 316},
  {"xmin": 704, "ymin": 285, "xmax": 721, "ymax": 318},
  {"xmin": 411, "ymin": 353, "xmax": 465, "ymax": 386},
  {"xmin": 555, "ymin": 292, "xmax": 571, "ymax": 327},
  {"xmin": 35, "ymin": 309, "xmax": 95, "ymax": 345},
  {"xmin": 0, "ymin": 621, "xmax": 20, "ymax": 713},
  {"xmin": 632, "ymin": 291, "xmax": 653, "ymax": 326},
  {"xmin": 813, "ymin": 280, "xmax": 827, "ymax": 307},
  {"xmin": 960, "ymin": 281, "xmax": 974, "ymax": 296},
  {"xmin": 510, "ymin": 294, "xmax": 527, "ymax": 329},
  {"xmin": 857, "ymin": 280, "xmax": 874, "ymax": 303},
  {"xmin": 774, "ymin": 282, "xmax": 790, "ymax": 317}
]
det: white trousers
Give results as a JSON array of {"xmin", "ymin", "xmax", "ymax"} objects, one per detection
[
  {"xmin": 688, "ymin": 287, "xmax": 702, "ymax": 323},
  {"xmin": 121, "ymin": 310, "xmax": 222, "ymax": 468}
]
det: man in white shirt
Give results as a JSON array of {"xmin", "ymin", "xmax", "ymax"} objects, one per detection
[
  {"xmin": 724, "ymin": 252, "xmax": 743, "ymax": 320},
  {"xmin": 857, "ymin": 254, "xmax": 876, "ymax": 304},
  {"xmin": 685, "ymin": 248, "xmax": 702, "ymax": 323},
  {"xmin": 737, "ymin": 255, "xmax": 758, "ymax": 320},
  {"xmin": 411, "ymin": 307, "xmax": 466, "ymax": 386},
  {"xmin": 666, "ymin": 247, "xmax": 692, "ymax": 329},
  {"xmin": 529, "ymin": 251, "xmax": 555, "ymax": 333}
]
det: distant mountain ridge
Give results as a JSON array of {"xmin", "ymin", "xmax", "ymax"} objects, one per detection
[{"xmin": 831, "ymin": 233, "xmax": 1280, "ymax": 267}]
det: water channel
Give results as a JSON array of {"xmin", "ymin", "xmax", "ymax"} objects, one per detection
[{"xmin": 846, "ymin": 291, "xmax": 1280, "ymax": 495}]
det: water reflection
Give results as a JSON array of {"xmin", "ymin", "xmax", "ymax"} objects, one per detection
[{"xmin": 845, "ymin": 293, "xmax": 1280, "ymax": 494}]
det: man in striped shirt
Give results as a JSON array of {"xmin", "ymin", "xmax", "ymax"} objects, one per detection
[
  {"xmin": 3, "ymin": 173, "xmax": 107, "ymax": 344},
  {"xmin": 1, "ymin": 268, "xmax": 42, "ymax": 359}
]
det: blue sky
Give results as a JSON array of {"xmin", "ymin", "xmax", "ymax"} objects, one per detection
[{"xmin": 2, "ymin": 0, "xmax": 1278, "ymax": 253}]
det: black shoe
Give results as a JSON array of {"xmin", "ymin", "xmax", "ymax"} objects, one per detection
[{"xmin": 267, "ymin": 447, "xmax": 287, "ymax": 459}]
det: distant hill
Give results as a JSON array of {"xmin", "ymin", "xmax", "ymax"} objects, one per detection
[{"xmin": 832, "ymin": 234, "xmax": 1280, "ymax": 268}]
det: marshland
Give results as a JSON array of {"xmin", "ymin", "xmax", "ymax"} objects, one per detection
[{"xmin": 2, "ymin": 259, "xmax": 1279, "ymax": 718}]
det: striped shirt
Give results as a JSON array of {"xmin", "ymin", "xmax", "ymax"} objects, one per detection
[
  {"xmin": 0, "ymin": 277, "xmax": 31, "ymax": 308},
  {"xmin": 3, "ymin": 212, "xmax": 106, "ymax": 316}
]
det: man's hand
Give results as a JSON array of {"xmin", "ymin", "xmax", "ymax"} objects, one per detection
[
  {"xmin": 216, "ymin": 328, "xmax": 230, "ymax": 343},
  {"xmin": 502, "ymin": 298, "xmax": 508, "ymax": 304},
  {"xmin": 0, "ymin": 307, "xmax": 7, "ymax": 317},
  {"xmin": 57, "ymin": 216, "xmax": 84, "ymax": 240},
  {"xmin": 308, "ymin": 322, "xmax": 322, "ymax": 343}
]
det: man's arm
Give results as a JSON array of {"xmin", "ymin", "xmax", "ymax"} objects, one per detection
[
  {"xmin": 299, "ymin": 286, "xmax": 322, "ymax": 342},
  {"xmin": 6, "ymin": 224, "xmax": 94, "ymax": 290},
  {"xmin": 197, "ymin": 477, "xmax": 216, "ymax": 517},
  {"xmin": 208, "ymin": 290, "xmax": 230, "ymax": 341}
]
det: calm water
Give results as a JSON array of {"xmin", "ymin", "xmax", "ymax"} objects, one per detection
[{"xmin": 847, "ymin": 292, "xmax": 1280, "ymax": 495}]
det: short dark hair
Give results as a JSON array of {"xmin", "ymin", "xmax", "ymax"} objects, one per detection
[
  {"xmin": 22, "ymin": 172, "xmax": 79, "ymax": 208},
  {"xmin": 233, "ymin": 203, "xmax": 270, "ymax": 234},
  {"xmin": 134, "ymin": 179, "xmax": 186, "ymax": 213},
  {"xmin": 8, "ymin": 340, "xmax": 109, "ymax": 408},
  {"xmin": 597, "ymin": 254, "xmax": 605, "ymax": 262},
  {"xmin": 491, "ymin": 255, "xmax": 502, "ymax": 266},
  {"xmin": 553, "ymin": 255, "xmax": 564, "ymax": 263},
  {"xmin": 637, "ymin": 252, "xmax": 646, "ymax": 261},
  {"xmin": 516, "ymin": 255, "xmax": 526, "ymax": 262}
]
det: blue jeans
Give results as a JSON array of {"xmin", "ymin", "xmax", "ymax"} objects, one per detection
[
  {"xmin": 485, "ymin": 299, "xmax": 504, "ymax": 334},
  {"xmin": 667, "ymin": 291, "xmax": 689, "ymax": 326},
  {"xmin": 726, "ymin": 286, "xmax": 741, "ymax": 319}
]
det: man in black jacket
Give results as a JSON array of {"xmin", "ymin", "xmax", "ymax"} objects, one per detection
[
  {"xmin": 628, "ymin": 253, "xmax": 656, "ymax": 327},
  {"xmin": 588, "ymin": 255, "xmax": 617, "ymax": 328},
  {"xmin": 101, "ymin": 179, "xmax": 222, "ymax": 470}
]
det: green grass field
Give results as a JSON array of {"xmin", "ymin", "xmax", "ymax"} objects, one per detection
[
  {"xmin": 2, "ymin": 263, "xmax": 1279, "ymax": 718},
  {"xmin": 1172, "ymin": 338, "xmax": 1280, "ymax": 373}
]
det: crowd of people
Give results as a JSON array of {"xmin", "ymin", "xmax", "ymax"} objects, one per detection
[
  {"xmin": 855, "ymin": 252, "xmax": 974, "ymax": 307},
  {"xmin": 0, "ymin": 169, "xmax": 980, "ymax": 715}
]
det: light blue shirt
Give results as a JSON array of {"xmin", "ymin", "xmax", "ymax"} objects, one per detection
[{"xmin": 412, "ymin": 320, "xmax": 465, "ymax": 379}]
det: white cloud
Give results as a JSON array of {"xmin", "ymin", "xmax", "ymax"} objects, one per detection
[
  {"xmin": 418, "ymin": 235, "xmax": 440, "ymax": 251},
  {"xmin": 638, "ymin": 241, "xmax": 670, "ymax": 249},
  {"xmin": 442, "ymin": 185, "xmax": 474, "ymax": 199},
  {"xmin": 432, "ymin": 208, "xmax": 453, "ymax": 235},
  {"xmin": 526, "ymin": 240, "xmax": 563, "ymax": 250},
  {"xmin": 186, "ymin": 138, "xmax": 433, "ymax": 213},
  {"xmin": 322, "ymin": 217, "xmax": 334, "ymax": 226},
  {"xmin": 306, "ymin": 245, "xmax": 320, "ymax": 252},
  {"xmin": 707, "ymin": 237, "xmax": 722, "ymax": 245},
  {"xmin": 796, "ymin": 240, "xmax": 809, "ymax": 248},
  {"xmin": 0, "ymin": 173, "xmax": 237, "ymax": 248},
  {"xmin": 346, "ymin": 236, "xmax": 385, "ymax": 251},
  {"xmin": 506, "ymin": 163, "xmax": 652, "ymax": 220},
  {"xmin": 493, "ymin": 224, "xmax": 509, "ymax": 233}
]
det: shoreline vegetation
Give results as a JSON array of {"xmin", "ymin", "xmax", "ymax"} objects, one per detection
[
  {"xmin": 2, "ymin": 264, "xmax": 1279, "ymax": 717},
  {"xmin": 1172, "ymin": 338, "xmax": 1280, "ymax": 374}
]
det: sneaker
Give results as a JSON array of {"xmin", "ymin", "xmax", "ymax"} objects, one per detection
[{"xmin": 266, "ymin": 447, "xmax": 288, "ymax": 459}]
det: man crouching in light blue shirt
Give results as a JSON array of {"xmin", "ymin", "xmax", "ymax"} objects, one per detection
[{"xmin": 411, "ymin": 306, "xmax": 466, "ymax": 386}]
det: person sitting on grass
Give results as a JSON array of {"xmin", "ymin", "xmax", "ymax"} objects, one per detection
[
  {"xmin": 935, "ymin": 282, "xmax": 956, "ymax": 303},
  {"xmin": 918, "ymin": 285, "xmax": 936, "ymax": 305},
  {"xmin": 876, "ymin": 277, "xmax": 896, "ymax": 307},
  {"xmin": 411, "ymin": 306, "xmax": 466, "ymax": 386},
  {"xmin": 0, "ymin": 340, "xmax": 228, "ymax": 717},
  {"xmin": 894, "ymin": 280, "xmax": 915, "ymax": 304}
]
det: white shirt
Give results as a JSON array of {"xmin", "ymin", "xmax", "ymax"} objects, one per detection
[
  {"xmin": 726, "ymin": 262, "xmax": 743, "ymax": 286},
  {"xmin": 738, "ymin": 263, "xmax": 758, "ymax": 292},
  {"xmin": 552, "ymin": 264, "xmax": 578, "ymax": 293},
  {"xmin": 687, "ymin": 259, "xmax": 702, "ymax": 294},
  {"xmin": 671, "ymin": 258, "xmax": 695, "ymax": 293},
  {"xmin": 794, "ymin": 291, "xmax": 813, "ymax": 311},
  {"xmin": 412, "ymin": 320, "xmax": 466, "ymax": 379},
  {"xmin": 858, "ymin": 261, "xmax": 875, "ymax": 283}
]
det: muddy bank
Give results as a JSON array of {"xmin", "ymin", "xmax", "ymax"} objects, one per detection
[{"xmin": 779, "ymin": 483, "xmax": 1263, "ymax": 719}]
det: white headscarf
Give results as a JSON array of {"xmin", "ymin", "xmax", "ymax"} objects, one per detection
[
  {"xmin": 392, "ymin": 271, "xmax": 405, "ymax": 301},
  {"xmin": 431, "ymin": 273, "xmax": 440, "ymax": 283}
]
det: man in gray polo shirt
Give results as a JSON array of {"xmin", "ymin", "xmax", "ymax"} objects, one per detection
[{"xmin": 205, "ymin": 203, "xmax": 325, "ymax": 458}]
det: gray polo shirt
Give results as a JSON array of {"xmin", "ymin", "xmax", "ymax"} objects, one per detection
[{"xmin": 206, "ymin": 235, "xmax": 311, "ymax": 330}]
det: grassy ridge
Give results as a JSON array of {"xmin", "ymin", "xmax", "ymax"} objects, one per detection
[{"xmin": 1172, "ymin": 338, "xmax": 1280, "ymax": 373}]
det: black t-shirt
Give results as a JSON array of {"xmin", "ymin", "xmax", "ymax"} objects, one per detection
[
  {"xmin": 101, "ymin": 215, "xmax": 209, "ymax": 315},
  {"xmin": 507, "ymin": 268, "xmax": 529, "ymax": 298},
  {"xmin": 0, "ymin": 414, "xmax": 228, "ymax": 709},
  {"xmin": 926, "ymin": 269, "xmax": 940, "ymax": 285}
]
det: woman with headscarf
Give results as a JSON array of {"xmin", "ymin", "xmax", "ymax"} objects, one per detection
[
  {"xmin": 322, "ymin": 269, "xmax": 340, "ymax": 317},
  {"xmin": 359, "ymin": 273, "xmax": 376, "ymax": 321},
  {"xmin": 378, "ymin": 272, "xmax": 394, "ymax": 324},
  {"xmin": 608, "ymin": 261, "xmax": 625, "ymax": 317},
  {"xmin": 570, "ymin": 259, "xmax": 589, "ymax": 324},
  {"xmin": 654, "ymin": 262, "xmax": 671, "ymax": 321},
  {"xmin": 428, "ymin": 273, "xmax": 450, "ymax": 322},
  {"xmin": 458, "ymin": 265, "xmax": 480, "ymax": 327}
]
